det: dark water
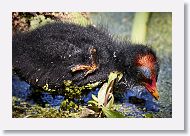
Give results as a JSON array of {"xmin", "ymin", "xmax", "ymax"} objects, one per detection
[
  {"xmin": 90, "ymin": 12, "xmax": 172, "ymax": 118},
  {"xmin": 12, "ymin": 12, "xmax": 172, "ymax": 118}
]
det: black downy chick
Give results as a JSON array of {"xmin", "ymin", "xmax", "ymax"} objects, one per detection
[{"xmin": 13, "ymin": 22, "xmax": 160, "ymax": 100}]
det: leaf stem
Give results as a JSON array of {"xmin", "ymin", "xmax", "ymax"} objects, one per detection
[{"xmin": 131, "ymin": 12, "xmax": 150, "ymax": 44}]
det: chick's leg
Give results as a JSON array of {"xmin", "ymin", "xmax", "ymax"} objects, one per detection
[{"xmin": 71, "ymin": 47, "xmax": 99, "ymax": 77}]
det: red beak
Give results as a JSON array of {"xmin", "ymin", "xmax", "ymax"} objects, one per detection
[{"xmin": 145, "ymin": 78, "xmax": 160, "ymax": 100}]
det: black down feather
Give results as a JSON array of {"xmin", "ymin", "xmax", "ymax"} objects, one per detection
[{"xmin": 13, "ymin": 22, "xmax": 159, "ymax": 90}]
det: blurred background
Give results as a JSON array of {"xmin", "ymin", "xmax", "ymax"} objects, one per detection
[
  {"xmin": 12, "ymin": 12, "xmax": 172, "ymax": 118},
  {"xmin": 90, "ymin": 12, "xmax": 172, "ymax": 118}
]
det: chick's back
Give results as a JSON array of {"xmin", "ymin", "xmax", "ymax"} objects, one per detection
[{"xmin": 13, "ymin": 23, "xmax": 115, "ymax": 88}]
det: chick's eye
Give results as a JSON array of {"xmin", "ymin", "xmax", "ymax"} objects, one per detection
[
  {"xmin": 137, "ymin": 67, "xmax": 153, "ymax": 85},
  {"xmin": 146, "ymin": 78, "xmax": 152, "ymax": 85},
  {"xmin": 137, "ymin": 66, "xmax": 151, "ymax": 79}
]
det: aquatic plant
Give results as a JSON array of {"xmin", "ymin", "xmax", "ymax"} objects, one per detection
[
  {"xmin": 12, "ymin": 12, "xmax": 171, "ymax": 118},
  {"xmin": 131, "ymin": 12, "xmax": 150, "ymax": 44},
  {"xmin": 88, "ymin": 71, "xmax": 125, "ymax": 118}
]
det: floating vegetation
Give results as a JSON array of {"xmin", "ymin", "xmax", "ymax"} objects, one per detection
[
  {"xmin": 88, "ymin": 71, "xmax": 125, "ymax": 118},
  {"xmin": 12, "ymin": 12, "xmax": 172, "ymax": 118}
]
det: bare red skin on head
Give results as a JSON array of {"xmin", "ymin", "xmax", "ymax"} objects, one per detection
[
  {"xmin": 135, "ymin": 54, "xmax": 156, "ymax": 76},
  {"xmin": 135, "ymin": 54, "xmax": 160, "ymax": 100}
]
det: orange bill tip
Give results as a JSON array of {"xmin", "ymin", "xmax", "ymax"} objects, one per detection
[{"xmin": 145, "ymin": 82, "xmax": 160, "ymax": 100}]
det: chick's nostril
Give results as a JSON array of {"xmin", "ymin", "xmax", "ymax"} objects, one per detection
[{"xmin": 157, "ymin": 95, "xmax": 160, "ymax": 99}]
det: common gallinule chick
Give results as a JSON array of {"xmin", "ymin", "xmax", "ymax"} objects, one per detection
[{"xmin": 13, "ymin": 22, "xmax": 160, "ymax": 100}]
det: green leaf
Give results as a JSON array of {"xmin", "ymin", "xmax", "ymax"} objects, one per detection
[
  {"xmin": 91, "ymin": 94, "xmax": 98, "ymax": 102},
  {"xmin": 107, "ymin": 71, "xmax": 123, "ymax": 84},
  {"xmin": 106, "ymin": 94, "xmax": 114, "ymax": 109},
  {"xmin": 102, "ymin": 107, "xmax": 125, "ymax": 118},
  {"xmin": 98, "ymin": 83, "xmax": 108, "ymax": 106},
  {"xmin": 117, "ymin": 72, "xmax": 123, "ymax": 81},
  {"xmin": 85, "ymin": 81, "xmax": 101, "ymax": 89},
  {"xmin": 107, "ymin": 72, "xmax": 118, "ymax": 85},
  {"xmin": 88, "ymin": 100, "xmax": 98, "ymax": 106},
  {"xmin": 104, "ymin": 79, "xmax": 115, "ymax": 106},
  {"xmin": 87, "ymin": 105, "xmax": 100, "ymax": 112}
]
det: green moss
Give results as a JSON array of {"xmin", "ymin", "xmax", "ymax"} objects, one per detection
[
  {"xmin": 13, "ymin": 12, "xmax": 91, "ymax": 33},
  {"xmin": 40, "ymin": 80, "xmax": 101, "ymax": 99},
  {"xmin": 144, "ymin": 113, "xmax": 154, "ymax": 118},
  {"xmin": 12, "ymin": 96, "xmax": 82, "ymax": 118},
  {"xmin": 60, "ymin": 99, "xmax": 79, "ymax": 111},
  {"xmin": 29, "ymin": 15, "xmax": 54, "ymax": 30},
  {"xmin": 31, "ymin": 80, "xmax": 101, "ymax": 112},
  {"xmin": 29, "ymin": 12, "xmax": 91, "ymax": 31}
]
